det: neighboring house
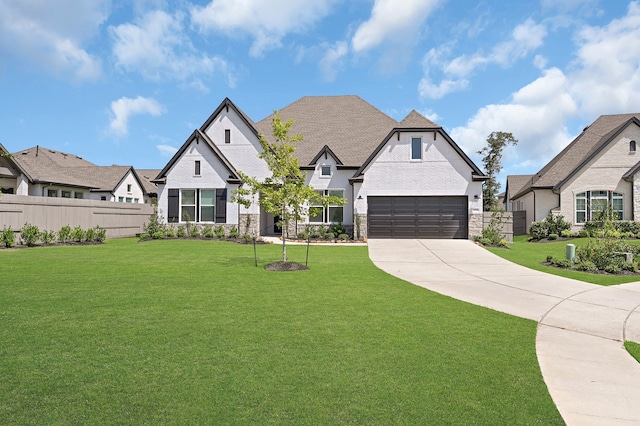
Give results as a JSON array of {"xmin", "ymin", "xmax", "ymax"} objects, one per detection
[
  {"xmin": 4, "ymin": 145, "xmax": 147, "ymax": 203},
  {"xmin": 508, "ymin": 113, "xmax": 640, "ymax": 232},
  {"xmin": 137, "ymin": 169, "xmax": 161, "ymax": 204},
  {"xmin": 154, "ymin": 96, "xmax": 487, "ymax": 239}
]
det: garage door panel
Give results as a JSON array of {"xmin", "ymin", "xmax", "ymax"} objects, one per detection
[{"xmin": 368, "ymin": 196, "xmax": 468, "ymax": 239}]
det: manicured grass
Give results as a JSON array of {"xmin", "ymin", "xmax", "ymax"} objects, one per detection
[
  {"xmin": 625, "ymin": 342, "xmax": 640, "ymax": 363},
  {"xmin": 486, "ymin": 235, "xmax": 640, "ymax": 286},
  {"xmin": 0, "ymin": 239, "xmax": 562, "ymax": 424}
]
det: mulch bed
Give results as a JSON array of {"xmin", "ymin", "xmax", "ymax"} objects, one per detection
[{"xmin": 264, "ymin": 261, "xmax": 309, "ymax": 271}]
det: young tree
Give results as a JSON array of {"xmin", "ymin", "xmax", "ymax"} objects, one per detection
[
  {"xmin": 233, "ymin": 111, "xmax": 343, "ymax": 264},
  {"xmin": 477, "ymin": 131, "xmax": 518, "ymax": 211}
]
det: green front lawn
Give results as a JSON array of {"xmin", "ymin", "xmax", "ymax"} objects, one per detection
[
  {"xmin": 486, "ymin": 235, "xmax": 640, "ymax": 286},
  {"xmin": 0, "ymin": 239, "xmax": 562, "ymax": 424}
]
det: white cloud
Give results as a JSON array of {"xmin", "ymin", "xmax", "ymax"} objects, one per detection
[
  {"xmin": 420, "ymin": 19, "xmax": 547, "ymax": 99},
  {"xmin": 569, "ymin": 1, "xmax": 640, "ymax": 115},
  {"xmin": 451, "ymin": 68, "xmax": 578, "ymax": 171},
  {"xmin": 0, "ymin": 0, "xmax": 106, "ymax": 81},
  {"xmin": 109, "ymin": 96, "xmax": 165, "ymax": 137},
  {"xmin": 110, "ymin": 10, "xmax": 235, "ymax": 87},
  {"xmin": 156, "ymin": 144, "xmax": 178, "ymax": 157},
  {"xmin": 319, "ymin": 41, "xmax": 348, "ymax": 82},
  {"xmin": 351, "ymin": 0, "xmax": 442, "ymax": 53},
  {"xmin": 190, "ymin": 0, "xmax": 337, "ymax": 57}
]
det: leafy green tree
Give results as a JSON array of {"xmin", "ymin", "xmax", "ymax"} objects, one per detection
[
  {"xmin": 477, "ymin": 131, "xmax": 518, "ymax": 211},
  {"xmin": 233, "ymin": 111, "xmax": 343, "ymax": 263}
]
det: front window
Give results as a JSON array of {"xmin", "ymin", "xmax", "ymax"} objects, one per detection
[
  {"xmin": 200, "ymin": 190, "xmax": 215, "ymax": 222},
  {"xmin": 575, "ymin": 190, "xmax": 624, "ymax": 223},
  {"xmin": 181, "ymin": 190, "xmax": 196, "ymax": 221},
  {"xmin": 47, "ymin": 189, "xmax": 57, "ymax": 197},
  {"xmin": 309, "ymin": 189, "xmax": 344, "ymax": 223},
  {"xmin": 321, "ymin": 165, "xmax": 331, "ymax": 176},
  {"xmin": 411, "ymin": 137, "xmax": 422, "ymax": 160}
]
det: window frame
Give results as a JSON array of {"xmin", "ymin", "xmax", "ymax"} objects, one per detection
[
  {"xmin": 61, "ymin": 190, "xmax": 71, "ymax": 198},
  {"xmin": 308, "ymin": 189, "xmax": 344, "ymax": 224},
  {"xmin": 321, "ymin": 165, "xmax": 331, "ymax": 177},
  {"xmin": 179, "ymin": 189, "xmax": 217, "ymax": 223},
  {"xmin": 411, "ymin": 137, "xmax": 422, "ymax": 160},
  {"xmin": 194, "ymin": 160, "xmax": 201, "ymax": 176},
  {"xmin": 47, "ymin": 189, "xmax": 58, "ymax": 197},
  {"xmin": 225, "ymin": 129, "xmax": 231, "ymax": 144},
  {"xmin": 575, "ymin": 190, "xmax": 624, "ymax": 223}
]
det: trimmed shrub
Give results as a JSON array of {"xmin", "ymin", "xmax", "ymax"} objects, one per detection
[
  {"xmin": 325, "ymin": 232, "xmax": 335, "ymax": 240},
  {"xmin": 152, "ymin": 231, "xmax": 165, "ymax": 240},
  {"xmin": 214, "ymin": 225, "xmax": 225, "ymax": 239},
  {"xmin": 331, "ymin": 222, "xmax": 347, "ymax": 236},
  {"xmin": 176, "ymin": 225, "xmax": 186, "ymax": 237},
  {"xmin": 560, "ymin": 229, "xmax": 573, "ymax": 238},
  {"xmin": 229, "ymin": 226, "xmax": 239, "ymax": 239},
  {"xmin": 576, "ymin": 260, "xmax": 597, "ymax": 272},
  {"xmin": 339, "ymin": 233, "xmax": 349, "ymax": 241},
  {"xmin": 548, "ymin": 233, "xmax": 558, "ymax": 240},
  {"xmin": 579, "ymin": 230, "xmax": 590, "ymax": 238},
  {"xmin": 202, "ymin": 225, "xmax": 214, "ymax": 238},
  {"xmin": 140, "ymin": 233, "xmax": 151, "ymax": 240},
  {"xmin": 165, "ymin": 226, "xmax": 176, "ymax": 238},
  {"xmin": 94, "ymin": 226, "xmax": 107, "ymax": 243},
  {"xmin": 297, "ymin": 231, "xmax": 308, "ymax": 240},
  {"xmin": 40, "ymin": 230, "xmax": 56, "ymax": 245},
  {"xmin": 85, "ymin": 227, "xmax": 97, "ymax": 242},
  {"xmin": 1, "ymin": 227, "xmax": 15, "ymax": 248},
  {"xmin": 20, "ymin": 223, "xmax": 40, "ymax": 247},
  {"xmin": 189, "ymin": 225, "xmax": 201, "ymax": 238},
  {"xmin": 58, "ymin": 225, "xmax": 72, "ymax": 243},
  {"xmin": 71, "ymin": 226, "xmax": 85, "ymax": 242}
]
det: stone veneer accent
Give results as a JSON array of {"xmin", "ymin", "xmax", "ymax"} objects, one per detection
[
  {"xmin": 468, "ymin": 212, "xmax": 484, "ymax": 241},
  {"xmin": 239, "ymin": 213, "xmax": 260, "ymax": 237},
  {"xmin": 634, "ymin": 174, "xmax": 640, "ymax": 221}
]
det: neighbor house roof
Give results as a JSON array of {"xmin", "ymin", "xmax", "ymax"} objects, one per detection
[
  {"xmin": 137, "ymin": 169, "xmax": 161, "ymax": 194},
  {"xmin": 505, "ymin": 174, "xmax": 534, "ymax": 201},
  {"xmin": 11, "ymin": 146, "xmax": 146, "ymax": 193},
  {"xmin": 512, "ymin": 113, "xmax": 640, "ymax": 199}
]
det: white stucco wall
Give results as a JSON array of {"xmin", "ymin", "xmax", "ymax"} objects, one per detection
[
  {"xmin": 111, "ymin": 170, "xmax": 145, "ymax": 203},
  {"xmin": 354, "ymin": 131, "xmax": 483, "ymax": 214},
  {"xmin": 203, "ymin": 109, "xmax": 270, "ymax": 182},
  {"xmin": 305, "ymin": 155, "xmax": 354, "ymax": 226},
  {"xmin": 559, "ymin": 125, "xmax": 640, "ymax": 224},
  {"xmin": 16, "ymin": 174, "xmax": 29, "ymax": 195},
  {"xmin": 157, "ymin": 139, "xmax": 240, "ymax": 224}
]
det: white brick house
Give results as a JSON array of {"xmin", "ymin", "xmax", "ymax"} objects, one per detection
[
  {"xmin": 507, "ymin": 114, "xmax": 640, "ymax": 232},
  {"xmin": 153, "ymin": 96, "xmax": 487, "ymax": 239}
]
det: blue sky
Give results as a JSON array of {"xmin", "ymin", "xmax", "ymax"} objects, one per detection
[{"xmin": 1, "ymin": 0, "xmax": 640, "ymax": 188}]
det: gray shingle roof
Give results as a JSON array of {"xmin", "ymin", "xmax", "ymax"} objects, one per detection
[
  {"xmin": 137, "ymin": 169, "xmax": 161, "ymax": 194},
  {"xmin": 255, "ymin": 95, "xmax": 398, "ymax": 167},
  {"xmin": 398, "ymin": 110, "xmax": 439, "ymax": 128},
  {"xmin": 506, "ymin": 174, "xmax": 535, "ymax": 201},
  {"xmin": 517, "ymin": 113, "xmax": 640, "ymax": 198},
  {"xmin": 11, "ymin": 146, "xmax": 141, "ymax": 192}
]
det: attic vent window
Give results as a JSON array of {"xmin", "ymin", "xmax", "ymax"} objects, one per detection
[
  {"xmin": 225, "ymin": 129, "xmax": 231, "ymax": 144},
  {"xmin": 321, "ymin": 165, "xmax": 331, "ymax": 176},
  {"xmin": 195, "ymin": 160, "xmax": 201, "ymax": 176},
  {"xmin": 631, "ymin": 140, "xmax": 636, "ymax": 152}
]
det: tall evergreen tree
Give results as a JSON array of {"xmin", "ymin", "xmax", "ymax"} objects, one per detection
[{"xmin": 477, "ymin": 131, "xmax": 518, "ymax": 211}]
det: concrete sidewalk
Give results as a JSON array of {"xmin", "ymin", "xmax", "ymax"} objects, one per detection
[{"xmin": 368, "ymin": 239, "xmax": 640, "ymax": 425}]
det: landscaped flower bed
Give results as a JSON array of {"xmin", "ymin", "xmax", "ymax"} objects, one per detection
[{"xmin": 1, "ymin": 223, "xmax": 106, "ymax": 249}]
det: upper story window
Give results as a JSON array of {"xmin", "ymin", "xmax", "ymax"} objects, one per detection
[
  {"xmin": 631, "ymin": 140, "xmax": 636, "ymax": 152},
  {"xmin": 61, "ymin": 191, "xmax": 71, "ymax": 198},
  {"xmin": 127, "ymin": 184, "xmax": 132, "ymax": 192},
  {"xmin": 47, "ymin": 189, "xmax": 57, "ymax": 197},
  {"xmin": 225, "ymin": 129, "xmax": 231, "ymax": 144},
  {"xmin": 411, "ymin": 137, "xmax": 422, "ymax": 160},
  {"xmin": 195, "ymin": 160, "xmax": 201, "ymax": 176},
  {"xmin": 321, "ymin": 165, "xmax": 331, "ymax": 176},
  {"xmin": 74, "ymin": 192, "xmax": 83, "ymax": 199}
]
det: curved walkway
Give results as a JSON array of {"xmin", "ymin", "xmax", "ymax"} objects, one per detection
[{"xmin": 368, "ymin": 239, "xmax": 640, "ymax": 425}]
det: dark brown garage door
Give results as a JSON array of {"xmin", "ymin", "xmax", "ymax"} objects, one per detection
[{"xmin": 367, "ymin": 196, "xmax": 468, "ymax": 239}]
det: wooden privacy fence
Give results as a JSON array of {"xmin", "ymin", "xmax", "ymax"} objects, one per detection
[
  {"xmin": 482, "ymin": 211, "xmax": 514, "ymax": 242},
  {"xmin": 0, "ymin": 194, "xmax": 154, "ymax": 238}
]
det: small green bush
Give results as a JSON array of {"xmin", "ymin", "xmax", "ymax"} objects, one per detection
[
  {"xmin": 622, "ymin": 231, "xmax": 636, "ymax": 239},
  {"xmin": 189, "ymin": 225, "xmax": 201, "ymax": 238},
  {"xmin": 331, "ymin": 222, "xmax": 347, "ymax": 236},
  {"xmin": 202, "ymin": 225, "xmax": 214, "ymax": 238},
  {"xmin": 242, "ymin": 233, "xmax": 252, "ymax": 242},
  {"xmin": 605, "ymin": 264, "xmax": 622, "ymax": 274},
  {"xmin": 578, "ymin": 230, "xmax": 590, "ymax": 238},
  {"xmin": 297, "ymin": 231, "xmax": 308, "ymax": 240},
  {"xmin": 528, "ymin": 221, "xmax": 548, "ymax": 240},
  {"xmin": 152, "ymin": 231, "xmax": 165, "ymax": 240},
  {"xmin": 310, "ymin": 230, "xmax": 322, "ymax": 239},
  {"xmin": 325, "ymin": 232, "xmax": 335, "ymax": 239},
  {"xmin": 40, "ymin": 230, "xmax": 56, "ymax": 245},
  {"xmin": 85, "ymin": 227, "xmax": 97, "ymax": 242},
  {"xmin": 1, "ymin": 227, "xmax": 15, "ymax": 248},
  {"xmin": 560, "ymin": 229, "xmax": 573, "ymax": 238},
  {"xmin": 71, "ymin": 226, "xmax": 85, "ymax": 242},
  {"xmin": 20, "ymin": 223, "xmax": 40, "ymax": 247},
  {"xmin": 58, "ymin": 225, "xmax": 72, "ymax": 243},
  {"xmin": 176, "ymin": 225, "xmax": 186, "ymax": 237},
  {"xmin": 214, "ymin": 225, "xmax": 225, "ymax": 238},
  {"xmin": 94, "ymin": 226, "xmax": 107, "ymax": 242},
  {"xmin": 552, "ymin": 258, "xmax": 572, "ymax": 268},
  {"xmin": 576, "ymin": 260, "xmax": 597, "ymax": 272},
  {"xmin": 229, "ymin": 226, "xmax": 239, "ymax": 239},
  {"xmin": 478, "ymin": 237, "xmax": 492, "ymax": 246},
  {"xmin": 140, "ymin": 233, "xmax": 150, "ymax": 240},
  {"xmin": 165, "ymin": 227, "xmax": 176, "ymax": 238},
  {"xmin": 548, "ymin": 233, "xmax": 558, "ymax": 240},
  {"xmin": 339, "ymin": 233, "xmax": 349, "ymax": 240}
]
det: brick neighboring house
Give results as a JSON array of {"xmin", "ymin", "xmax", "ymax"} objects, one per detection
[
  {"xmin": 507, "ymin": 113, "xmax": 640, "ymax": 232},
  {"xmin": 153, "ymin": 96, "xmax": 488, "ymax": 239},
  {"xmin": 1, "ymin": 145, "xmax": 147, "ymax": 203}
]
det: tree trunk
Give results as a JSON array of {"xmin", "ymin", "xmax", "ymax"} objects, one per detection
[{"xmin": 281, "ymin": 206, "xmax": 287, "ymax": 263}]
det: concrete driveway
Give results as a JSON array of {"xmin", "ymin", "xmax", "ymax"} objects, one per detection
[{"xmin": 368, "ymin": 239, "xmax": 640, "ymax": 425}]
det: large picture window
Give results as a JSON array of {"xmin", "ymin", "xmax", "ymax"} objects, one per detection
[
  {"xmin": 309, "ymin": 189, "xmax": 344, "ymax": 223},
  {"xmin": 575, "ymin": 190, "xmax": 623, "ymax": 223}
]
